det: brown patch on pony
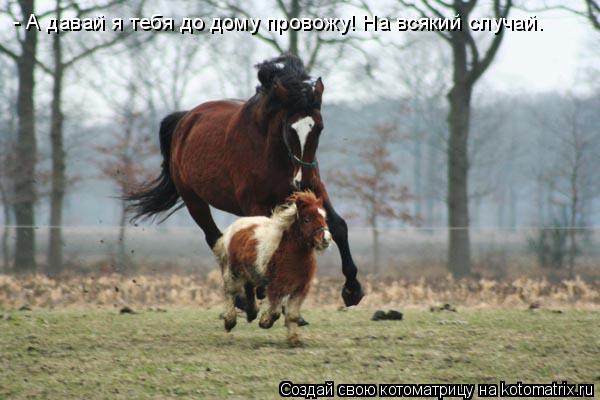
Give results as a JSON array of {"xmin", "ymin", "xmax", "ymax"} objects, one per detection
[
  {"xmin": 266, "ymin": 191, "xmax": 325, "ymax": 301},
  {"xmin": 227, "ymin": 224, "xmax": 258, "ymax": 278}
]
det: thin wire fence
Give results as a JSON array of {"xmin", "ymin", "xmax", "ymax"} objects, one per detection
[{"xmin": 1, "ymin": 225, "xmax": 598, "ymax": 280}]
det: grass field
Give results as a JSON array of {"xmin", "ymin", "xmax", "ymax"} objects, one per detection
[{"xmin": 1, "ymin": 308, "xmax": 599, "ymax": 399}]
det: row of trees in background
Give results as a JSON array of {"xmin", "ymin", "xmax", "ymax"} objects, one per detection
[{"xmin": 0, "ymin": 0, "xmax": 598, "ymax": 278}]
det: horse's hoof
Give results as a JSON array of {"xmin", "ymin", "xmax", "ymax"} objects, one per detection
[
  {"xmin": 297, "ymin": 317, "xmax": 309, "ymax": 327},
  {"xmin": 224, "ymin": 318, "xmax": 237, "ymax": 332},
  {"xmin": 342, "ymin": 280, "xmax": 364, "ymax": 307}
]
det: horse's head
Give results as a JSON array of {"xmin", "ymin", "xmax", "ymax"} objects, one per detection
[
  {"xmin": 255, "ymin": 55, "xmax": 325, "ymax": 184},
  {"xmin": 287, "ymin": 191, "xmax": 331, "ymax": 251}
]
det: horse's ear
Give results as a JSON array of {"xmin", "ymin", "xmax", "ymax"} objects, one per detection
[
  {"xmin": 273, "ymin": 78, "xmax": 288, "ymax": 103},
  {"xmin": 313, "ymin": 77, "xmax": 324, "ymax": 107}
]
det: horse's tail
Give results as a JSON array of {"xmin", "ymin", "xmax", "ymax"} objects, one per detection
[{"xmin": 125, "ymin": 111, "xmax": 187, "ymax": 222}]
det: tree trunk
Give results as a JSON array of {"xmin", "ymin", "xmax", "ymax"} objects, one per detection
[
  {"xmin": 568, "ymin": 175, "xmax": 578, "ymax": 279},
  {"xmin": 413, "ymin": 133, "xmax": 422, "ymax": 220},
  {"xmin": 14, "ymin": 0, "xmax": 38, "ymax": 272},
  {"xmin": 47, "ymin": 1, "xmax": 65, "ymax": 276},
  {"xmin": 288, "ymin": 0, "xmax": 300, "ymax": 56},
  {"xmin": 446, "ymin": 80, "xmax": 472, "ymax": 278},
  {"xmin": 1, "ymin": 189, "xmax": 10, "ymax": 272},
  {"xmin": 372, "ymin": 226, "xmax": 380, "ymax": 274},
  {"xmin": 117, "ymin": 198, "xmax": 128, "ymax": 267}
]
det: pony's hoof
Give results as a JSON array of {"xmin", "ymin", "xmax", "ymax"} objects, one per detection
[
  {"xmin": 297, "ymin": 317, "xmax": 309, "ymax": 327},
  {"xmin": 256, "ymin": 286, "xmax": 266, "ymax": 300},
  {"xmin": 259, "ymin": 318, "xmax": 274, "ymax": 329},
  {"xmin": 259, "ymin": 313, "xmax": 279, "ymax": 329},
  {"xmin": 224, "ymin": 318, "xmax": 237, "ymax": 332},
  {"xmin": 342, "ymin": 280, "xmax": 364, "ymax": 307},
  {"xmin": 287, "ymin": 335, "xmax": 303, "ymax": 347},
  {"xmin": 246, "ymin": 309, "xmax": 258, "ymax": 323}
]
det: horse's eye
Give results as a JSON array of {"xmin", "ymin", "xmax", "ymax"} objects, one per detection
[{"xmin": 303, "ymin": 217, "xmax": 310, "ymax": 224}]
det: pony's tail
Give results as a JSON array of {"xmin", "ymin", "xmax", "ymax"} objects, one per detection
[
  {"xmin": 125, "ymin": 111, "xmax": 187, "ymax": 222},
  {"xmin": 212, "ymin": 235, "xmax": 227, "ymax": 265}
]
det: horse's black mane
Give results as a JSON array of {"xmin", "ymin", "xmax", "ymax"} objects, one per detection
[{"xmin": 252, "ymin": 54, "xmax": 319, "ymax": 113}]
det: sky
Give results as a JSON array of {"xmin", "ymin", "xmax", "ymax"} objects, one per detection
[{"xmin": 488, "ymin": 8, "xmax": 597, "ymax": 94}]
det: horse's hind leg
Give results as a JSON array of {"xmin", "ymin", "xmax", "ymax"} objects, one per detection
[
  {"xmin": 285, "ymin": 293, "xmax": 305, "ymax": 347},
  {"xmin": 180, "ymin": 190, "xmax": 222, "ymax": 249},
  {"xmin": 244, "ymin": 283, "xmax": 258, "ymax": 322}
]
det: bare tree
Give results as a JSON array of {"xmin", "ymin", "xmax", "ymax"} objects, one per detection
[
  {"xmin": 40, "ymin": 0, "xmax": 143, "ymax": 276},
  {"xmin": 95, "ymin": 83, "xmax": 156, "ymax": 265},
  {"xmin": 0, "ymin": 111, "xmax": 15, "ymax": 273},
  {"xmin": 397, "ymin": 0, "xmax": 513, "ymax": 277},
  {"xmin": 535, "ymin": 94, "xmax": 600, "ymax": 277},
  {"xmin": 0, "ymin": 0, "xmax": 40, "ymax": 271},
  {"xmin": 583, "ymin": 0, "xmax": 600, "ymax": 29},
  {"xmin": 384, "ymin": 34, "xmax": 449, "ymax": 227},
  {"xmin": 89, "ymin": 34, "xmax": 206, "ymax": 265},
  {"xmin": 208, "ymin": 0, "xmax": 370, "ymax": 72},
  {"xmin": 0, "ymin": 56, "xmax": 17, "ymax": 272},
  {"xmin": 330, "ymin": 124, "xmax": 413, "ymax": 272}
]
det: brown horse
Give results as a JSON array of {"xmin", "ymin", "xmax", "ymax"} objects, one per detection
[
  {"xmin": 214, "ymin": 191, "xmax": 331, "ymax": 346},
  {"xmin": 126, "ymin": 54, "xmax": 363, "ymax": 310}
]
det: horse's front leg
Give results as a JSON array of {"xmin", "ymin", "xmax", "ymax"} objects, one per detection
[{"xmin": 323, "ymin": 200, "xmax": 365, "ymax": 307}]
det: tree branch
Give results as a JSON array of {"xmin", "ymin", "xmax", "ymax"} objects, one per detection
[
  {"xmin": 398, "ymin": 0, "xmax": 452, "ymax": 42},
  {"xmin": 468, "ymin": 0, "xmax": 512, "ymax": 85},
  {"xmin": 0, "ymin": 43, "xmax": 18, "ymax": 61},
  {"xmin": 63, "ymin": 31, "xmax": 133, "ymax": 69}
]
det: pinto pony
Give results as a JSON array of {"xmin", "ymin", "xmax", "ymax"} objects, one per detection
[
  {"xmin": 126, "ymin": 54, "xmax": 363, "ymax": 313},
  {"xmin": 213, "ymin": 191, "xmax": 331, "ymax": 346}
]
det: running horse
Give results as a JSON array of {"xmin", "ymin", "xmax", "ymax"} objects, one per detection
[{"xmin": 126, "ymin": 54, "xmax": 364, "ymax": 315}]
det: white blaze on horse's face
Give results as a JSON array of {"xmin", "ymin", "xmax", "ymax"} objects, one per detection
[{"xmin": 291, "ymin": 116, "xmax": 315, "ymax": 184}]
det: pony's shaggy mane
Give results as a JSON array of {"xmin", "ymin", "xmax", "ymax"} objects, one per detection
[{"xmin": 270, "ymin": 202, "xmax": 298, "ymax": 229}]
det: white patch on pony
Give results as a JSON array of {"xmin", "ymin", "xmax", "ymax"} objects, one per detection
[
  {"xmin": 214, "ymin": 203, "xmax": 298, "ymax": 279},
  {"xmin": 291, "ymin": 116, "xmax": 315, "ymax": 158},
  {"xmin": 318, "ymin": 208, "xmax": 326, "ymax": 218},
  {"xmin": 255, "ymin": 203, "xmax": 298, "ymax": 274},
  {"xmin": 216, "ymin": 216, "xmax": 268, "ymax": 259},
  {"xmin": 275, "ymin": 62, "xmax": 285, "ymax": 69}
]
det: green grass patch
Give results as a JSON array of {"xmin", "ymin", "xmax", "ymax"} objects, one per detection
[{"xmin": 1, "ymin": 309, "xmax": 598, "ymax": 399}]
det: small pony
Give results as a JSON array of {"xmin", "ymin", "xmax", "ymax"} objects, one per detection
[{"xmin": 213, "ymin": 191, "xmax": 331, "ymax": 346}]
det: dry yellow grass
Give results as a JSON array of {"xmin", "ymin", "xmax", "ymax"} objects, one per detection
[{"xmin": 0, "ymin": 272, "xmax": 598, "ymax": 310}]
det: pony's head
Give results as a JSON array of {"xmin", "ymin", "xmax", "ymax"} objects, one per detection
[
  {"xmin": 255, "ymin": 54, "xmax": 324, "ymax": 180},
  {"xmin": 286, "ymin": 191, "xmax": 331, "ymax": 251}
]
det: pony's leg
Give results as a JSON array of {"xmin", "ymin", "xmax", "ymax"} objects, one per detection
[
  {"xmin": 285, "ymin": 294, "xmax": 305, "ymax": 347},
  {"xmin": 222, "ymin": 276, "xmax": 240, "ymax": 332},
  {"xmin": 244, "ymin": 283, "xmax": 258, "ymax": 322},
  {"xmin": 324, "ymin": 201, "xmax": 365, "ymax": 307},
  {"xmin": 258, "ymin": 297, "xmax": 282, "ymax": 329},
  {"xmin": 180, "ymin": 190, "xmax": 222, "ymax": 249}
]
